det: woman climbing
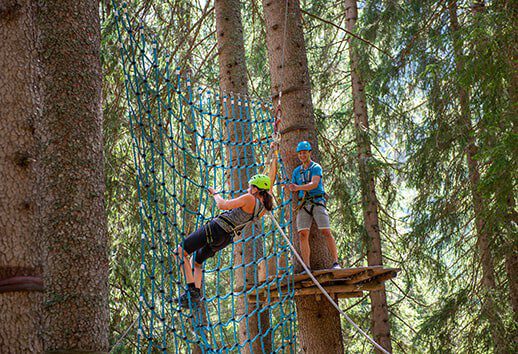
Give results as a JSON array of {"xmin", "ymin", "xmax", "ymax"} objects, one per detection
[{"xmin": 174, "ymin": 149, "xmax": 278, "ymax": 309}]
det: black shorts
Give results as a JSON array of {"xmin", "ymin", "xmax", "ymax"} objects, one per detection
[{"xmin": 183, "ymin": 220, "xmax": 233, "ymax": 264}]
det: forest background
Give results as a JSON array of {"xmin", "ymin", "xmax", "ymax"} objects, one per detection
[
  {"xmin": 103, "ymin": 0, "xmax": 516, "ymax": 352},
  {"xmin": 1, "ymin": 0, "xmax": 515, "ymax": 353}
]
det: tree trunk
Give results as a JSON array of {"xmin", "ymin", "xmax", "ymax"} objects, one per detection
[
  {"xmin": 344, "ymin": 1, "xmax": 393, "ymax": 353},
  {"xmin": 36, "ymin": 1, "xmax": 109, "ymax": 352},
  {"xmin": 506, "ymin": 231, "xmax": 518, "ymax": 322},
  {"xmin": 505, "ymin": 57, "xmax": 518, "ymax": 325},
  {"xmin": 448, "ymin": 1, "xmax": 506, "ymax": 351},
  {"xmin": 216, "ymin": 0, "xmax": 248, "ymax": 96},
  {"xmin": 215, "ymin": 1, "xmax": 270, "ymax": 352},
  {"xmin": 0, "ymin": 1, "xmax": 43, "ymax": 351},
  {"xmin": 263, "ymin": 0, "xmax": 344, "ymax": 352}
]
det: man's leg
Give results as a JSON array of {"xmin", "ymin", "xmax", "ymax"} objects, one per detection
[
  {"xmin": 314, "ymin": 205, "xmax": 340, "ymax": 266},
  {"xmin": 321, "ymin": 228, "xmax": 339, "ymax": 264},
  {"xmin": 299, "ymin": 229, "xmax": 311, "ymax": 268}
]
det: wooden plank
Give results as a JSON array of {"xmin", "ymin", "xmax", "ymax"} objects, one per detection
[
  {"xmin": 349, "ymin": 270, "xmax": 398, "ymax": 289},
  {"xmin": 344, "ymin": 269, "xmax": 375, "ymax": 284},
  {"xmin": 240, "ymin": 266, "xmax": 401, "ymax": 293},
  {"xmin": 371, "ymin": 267, "xmax": 396, "ymax": 275},
  {"xmin": 360, "ymin": 270, "xmax": 398, "ymax": 285},
  {"xmin": 262, "ymin": 274, "xmax": 295, "ymax": 292},
  {"xmin": 269, "ymin": 282, "xmax": 384, "ymax": 297},
  {"xmin": 263, "ymin": 266, "xmax": 390, "ymax": 285},
  {"xmin": 300, "ymin": 273, "xmax": 335, "ymax": 288},
  {"xmin": 249, "ymin": 290, "xmax": 365, "ymax": 302},
  {"xmin": 236, "ymin": 272, "xmax": 292, "ymax": 293},
  {"xmin": 296, "ymin": 268, "xmax": 379, "ymax": 289},
  {"xmin": 337, "ymin": 291, "xmax": 364, "ymax": 299},
  {"xmin": 344, "ymin": 267, "xmax": 400, "ymax": 286},
  {"xmin": 292, "ymin": 267, "xmax": 369, "ymax": 283}
]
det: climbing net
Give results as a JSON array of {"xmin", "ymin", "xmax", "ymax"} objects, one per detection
[{"xmin": 113, "ymin": 2, "xmax": 297, "ymax": 353}]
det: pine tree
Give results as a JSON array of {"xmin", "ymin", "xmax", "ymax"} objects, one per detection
[
  {"xmin": 215, "ymin": 0, "xmax": 270, "ymax": 351},
  {"xmin": 37, "ymin": 0, "xmax": 109, "ymax": 350},
  {"xmin": 360, "ymin": 0, "xmax": 516, "ymax": 350},
  {"xmin": 345, "ymin": 1, "xmax": 393, "ymax": 352},
  {"xmin": 448, "ymin": 1, "xmax": 506, "ymax": 349},
  {"xmin": 263, "ymin": 0, "xmax": 344, "ymax": 352},
  {"xmin": 0, "ymin": 1, "xmax": 43, "ymax": 350}
]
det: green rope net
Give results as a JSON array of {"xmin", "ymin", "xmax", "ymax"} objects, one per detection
[{"xmin": 113, "ymin": 2, "xmax": 297, "ymax": 352}]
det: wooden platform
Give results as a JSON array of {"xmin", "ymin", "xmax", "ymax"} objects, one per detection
[{"xmin": 243, "ymin": 266, "xmax": 400, "ymax": 302}]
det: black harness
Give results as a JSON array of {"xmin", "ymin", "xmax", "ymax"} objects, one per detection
[
  {"xmin": 300, "ymin": 193, "xmax": 327, "ymax": 216},
  {"xmin": 212, "ymin": 198, "xmax": 262, "ymax": 246},
  {"xmin": 203, "ymin": 221, "xmax": 232, "ymax": 251}
]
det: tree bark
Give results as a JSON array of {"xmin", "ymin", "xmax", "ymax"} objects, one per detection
[
  {"xmin": 263, "ymin": 0, "xmax": 344, "ymax": 352},
  {"xmin": 216, "ymin": 0, "xmax": 248, "ymax": 96},
  {"xmin": 448, "ymin": 1, "xmax": 506, "ymax": 351},
  {"xmin": 36, "ymin": 1, "xmax": 109, "ymax": 352},
  {"xmin": 0, "ymin": 0, "xmax": 43, "ymax": 351},
  {"xmin": 506, "ymin": 230, "xmax": 518, "ymax": 322},
  {"xmin": 344, "ymin": 1, "xmax": 393, "ymax": 353},
  {"xmin": 505, "ymin": 63, "xmax": 518, "ymax": 325},
  {"xmin": 215, "ymin": 1, "xmax": 270, "ymax": 352}
]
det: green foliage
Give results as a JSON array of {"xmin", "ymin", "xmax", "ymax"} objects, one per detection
[
  {"xmin": 361, "ymin": 0, "xmax": 517, "ymax": 352},
  {"xmin": 101, "ymin": 0, "xmax": 516, "ymax": 352}
]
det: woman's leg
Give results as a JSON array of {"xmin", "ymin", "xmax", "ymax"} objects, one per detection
[
  {"xmin": 174, "ymin": 245, "xmax": 195, "ymax": 284},
  {"xmin": 191, "ymin": 223, "xmax": 231, "ymax": 288},
  {"xmin": 193, "ymin": 261, "xmax": 203, "ymax": 289},
  {"xmin": 175, "ymin": 225, "xmax": 208, "ymax": 286}
]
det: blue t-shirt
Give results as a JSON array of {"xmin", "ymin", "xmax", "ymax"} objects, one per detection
[{"xmin": 291, "ymin": 161, "xmax": 326, "ymax": 203}]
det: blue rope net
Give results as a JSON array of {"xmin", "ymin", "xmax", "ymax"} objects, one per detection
[{"xmin": 113, "ymin": 2, "xmax": 297, "ymax": 352}]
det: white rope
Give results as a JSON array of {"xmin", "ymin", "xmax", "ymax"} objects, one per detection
[
  {"xmin": 109, "ymin": 317, "xmax": 138, "ymax": 353},
  {"xmin": 267, "ymin": 211, "xmax": 390, "ymax": 354}
]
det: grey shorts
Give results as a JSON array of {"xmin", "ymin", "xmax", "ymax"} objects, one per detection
[{"xmin": 296, "ymin": 204, "xmax": 330, "ymax": 231}]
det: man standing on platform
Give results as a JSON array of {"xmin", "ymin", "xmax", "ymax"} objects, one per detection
[{"xmin": 288, "ymin": 141, "xmax": 340, "ymax": 272}]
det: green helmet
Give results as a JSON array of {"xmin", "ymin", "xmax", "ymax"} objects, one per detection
[{"xmin": 249, "ymin": 174, "xmax": 271, "ymax": 190}]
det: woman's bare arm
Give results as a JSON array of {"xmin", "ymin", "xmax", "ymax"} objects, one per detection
[{"xmin": 209, "ymin": 188, "xmax": 254, "ymax": 211}]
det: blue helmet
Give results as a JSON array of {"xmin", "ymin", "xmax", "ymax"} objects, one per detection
[{"xmin": 296, "ymin": 141, "xmax": 312, "ymax": 152}]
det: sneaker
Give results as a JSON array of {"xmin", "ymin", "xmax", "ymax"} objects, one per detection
[
  {"xmin": 331, "ymin": 262, "xmax": 341, "ymax": 270},
  {"xmin": 297, "ymin": 268, "xmax": 311, "ymax": 276},
  {"xmin": 178, "ymin": 287, "xmax": 202, "ymax": 309}
]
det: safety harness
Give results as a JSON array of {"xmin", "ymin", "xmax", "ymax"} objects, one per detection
[
  {"xmin": 211, "ymin": 198, "xmax": 264, "ymax": 248},
  {"xmin": 299, "ymin": 193, "xmax": 327, "ymax": 216},
  {"xmin": 295, "ymin": 162, "xmax": 328, "ymax": 216}
]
